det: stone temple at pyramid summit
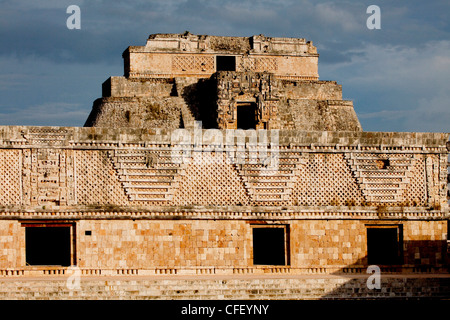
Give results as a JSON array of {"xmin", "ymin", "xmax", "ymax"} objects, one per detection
[{"xmin": 0, "ymin": 32, "xmax": 449, "ymax": 299}]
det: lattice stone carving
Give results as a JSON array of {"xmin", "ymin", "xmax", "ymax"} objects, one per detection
[
  {"xmin": 402, "ymin": 155, "xmax": 426, "ymax": 206},
  {"xmin": 292, "ymin": 153, "xmax": 364, "ymax": 206},
  {"xmin": 108, "ymin": 149, "xmax": 186, "ymax": 202},
  {"xmin": 171, "ymin": 152, "xmax": 250, "ymax": 206},
  {"xmin": 0, "ymin": 150, "xmax": 22, "ymax": 205},
  {"xmin": 172, "ymin": 55, "xmax": 214, "ymax": 72},
  {"xmin": 239, "ymin": 57, "xmax": 256, "ymax": 71},
  {"xmin": 255, "ymin": 57, "xmax": 277, "ymax": 72},
  {"xmin": 75, "ymin": 150, "xmax": 128, "ymax": 205},
  {"xmin": 345, "ymin": 153, "xmax": 417, "ymax": 205},
  {"xmin": 239, "ymin": 57, "xmax": 278, "ymax": 72}
]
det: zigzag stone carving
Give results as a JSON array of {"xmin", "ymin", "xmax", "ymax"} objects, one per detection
[{"xmin": 345, "ymin": 153, "xmax": 417, "ymax": 204}]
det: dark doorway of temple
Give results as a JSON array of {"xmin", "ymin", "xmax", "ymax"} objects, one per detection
[
  {"xmin": 237, "ymin": 102, "xmax": 257, "ymax": 129},
  {"xmin": 25, "ymin": 225, "xmax": 72, "ymax": 266},
  {"xmin": 252, "ymin": 226, "xmax": 288, "ymax": 265},
  {"xmin": 216, "ymin": 56, "xmax": 236, "ymax": 71},
  {"xmin": 367, "ymin": 226, "xmax": 402, "ymax": 265}
]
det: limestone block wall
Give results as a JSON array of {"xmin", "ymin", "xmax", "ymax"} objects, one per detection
[
  {"xmin": 102, "ymin": 76, "xmax": 173, "ymax": 98},
  {"xmin": 290, "ymin": 220, "xmax": 447, "ymax": 268},
  {"xmin": 0, "ymin": 126, "xmax": 446, "ymax": 273},
  {"xmin": 84, "ymin": 97, "xmax": 182, "ymax": 129},
  {"xmin": 272, "ymin": 55, "xmax": 318, "ymax": 80},
  {"xmin": 0, "ymin": 221, "xmax": 23, "ymax": 268},
  {"xmin": 403, "ymin": 220, "xmax": 448, "ymax": 266},
  {"xmin": 76, "ymin": 220, "xmax": 250, "ymax": 269},
  {"xmin": 0, "ymin": 219, "xmax": 446, "ymax": 271},
  {"xmin": 0, "ymin": 276, "xmax": 449, "ymax": 300},
  {"xmin": 124, "ymin": 49, "xmax": 318, "ymax": 80},
  {"xmin": 278, "ymin": 99, "xmax": 361, "ymax": 131},
  {"xmin": 281, "ymin": 80, "xmax": 343, "ymax": 100},
  {"xmin": 122, "ymin": 34, "xmax": 319, "ymax": 80},
  {"xmin": 89, "ymin": 74, "xmax": 360, "ymax": 131}
]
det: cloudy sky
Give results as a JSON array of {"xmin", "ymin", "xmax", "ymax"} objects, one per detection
[{"xmin": 0, "ymin": 0, "xmax": 449, "ymax": 132}]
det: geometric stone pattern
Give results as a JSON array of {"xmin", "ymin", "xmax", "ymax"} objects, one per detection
[
  {"xmin": 172, "ymin": 55, "xmax": 215, "ymax": 73},
  {"xmin": 108, "ymin": 149, "xmax": 185, "ymax": 202},
  {"xmin": 171, "ymin": 152, "xmax": 250, "ymax": 206},
  {"xmin": 23, "ymin": 148, "xmax": 76, "ymax": 206},
  {"xmin": 0, "ymin": 150, "xmax": 22, "ymax": 205},
  {"xmin": 402, "ymin": 155, "xmax": 427, "ymax": 206},
  {"xmin": 292, "ymin": 153, "xmax": 365, "ymax": 206},
  {"xmin": 240, "ymin": 57, "xmax": 278, "ymax": 72},
  {"xmin": 74, "ymin": 150, "xmax": 128, "ymax": 206},
  {"xmin": 236, "ymin": 150, "xmax": 307, "ymax": 206},
  {"xmin": 0, "ymin": 145, "xmax": 443, "ymax": 209},
  {"xmin": 345, "ymin": 153, "xmax": 418, "ymax": 205},
  {"xmin": 255, "ymin": 57, "xmax": 278, "ymax": 72},
  {"xmin": 0, "ymin": 31, "xmax": 448, "ymax": 287}
]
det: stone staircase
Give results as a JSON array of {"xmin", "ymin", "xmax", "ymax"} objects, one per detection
[
  {"xmin": 0, "ymin": 275, "xmax": 449, "ymax": 300},
  {"xmin": 174, "ymin": 77, "xmax": 197, "ymax": 129},
  {"xmin": 174, "ymin": 96, "xmax": 196, "ymax": 130},
  {"xmin": 345, "ymin": 153, "xmax": 416, "ymax": 204},
  {"xmin": 108, "ymin": 150, "xmax": 186, "ymax": 202},
  {"xmin": 237, "ymin": 151, "xmax": 307, "ymax": 204}
]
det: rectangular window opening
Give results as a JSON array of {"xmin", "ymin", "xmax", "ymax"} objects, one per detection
[
  {"xmin": 23, "ymin": 223, "xmax": 74, "ymax": 267},
  {"xmin": 252, "ymin": 225, "xmax": 289, "ymax": 266},
  {"xmin": 366, "ymin": 225, "xmax": 403, "ymax": 265},
  {"xmin": 216, "ymin": 55, "xmax": 236, "ymax": 71},
  {"xmin": 237, "ymin": 102, "xmax": 257, "ymax": 130}
]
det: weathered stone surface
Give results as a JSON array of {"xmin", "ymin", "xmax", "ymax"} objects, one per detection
[
  {"xmin": 0, "ymin": 33, "xmax": 448, "ymax": 298},
  {"xmin": 0, "ymin": 275, "xmax": 448, "ymax": 300},
  {"xmin": 86, "ymin": 33, "xmax": 360, "ymax": 131}
]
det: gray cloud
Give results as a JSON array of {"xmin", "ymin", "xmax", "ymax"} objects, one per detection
[{"xmin": 324, "ymin": 40, "xmax": 450, "ymax": 132}]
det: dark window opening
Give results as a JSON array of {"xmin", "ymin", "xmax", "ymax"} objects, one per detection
[
  {"xmin": 367, "ymin": 226, "xmax": 402, "ymax": 265},
  {"xmin": 376, "ymin": 159, "xmax": 390, "ymax": 169},
  {"xmin": 252, "ymin": 226, "xmax": 288, "ymax": 266},
  {"xmin": 216, "ymin": 56, "xmax": 236, "ymax": 71},
  {"xmin": 237, "ymin": 102, "xmax": 257, "ymax": 130},
  {"xmin": 25, "ymin": 226, "xmax": 72, "ymax": 266},
  {"xmin": 125, "ymin": 110, "xmax": 131, "ymax": 122}
]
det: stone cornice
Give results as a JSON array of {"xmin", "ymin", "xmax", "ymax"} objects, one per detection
[
  {"xmin": 1, "ymin": 205, "xmax": 447, "ymax": 220},
  {"xmin": 0, "ymin": 126, "xmax": 447, "ymax": 152}
]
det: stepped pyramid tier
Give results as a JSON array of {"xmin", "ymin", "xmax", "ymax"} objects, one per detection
[
  {"xmin": 85, "ymin": 33, "xmax": 361, "ymax": 131},
  {"xmin": 0, "ymin": 33, "xmax": 448, "ymax": 296}
]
